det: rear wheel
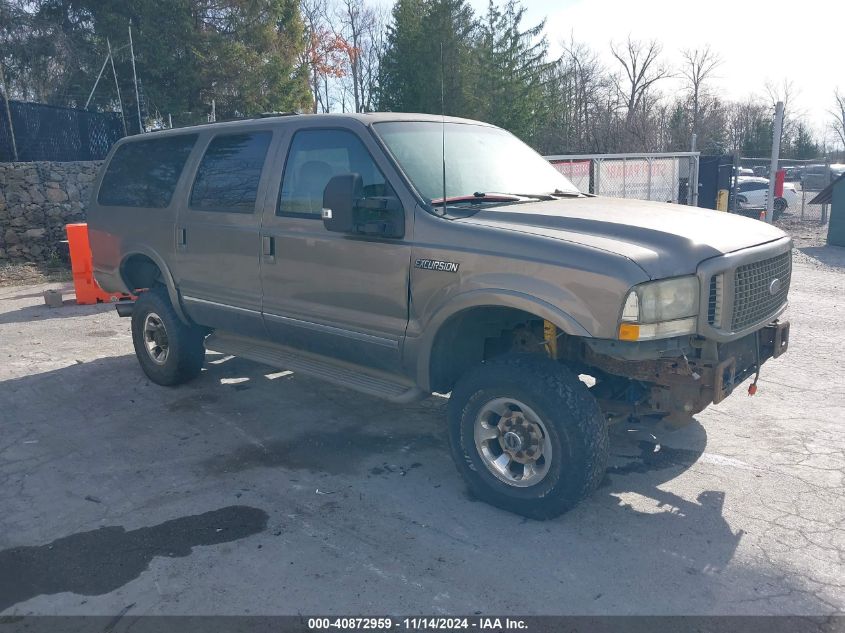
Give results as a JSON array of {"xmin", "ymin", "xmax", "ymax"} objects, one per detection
[
  {"xmin": 773, "ymin": 197, "xmax": 787, "ymax": 219},
  {"xmin": 131, "ymin": 286, "xmax": 206, "ymax": 386},
  {"xmin": 448, "ymin": 355, "xmax": 608, "ymax": 519}
]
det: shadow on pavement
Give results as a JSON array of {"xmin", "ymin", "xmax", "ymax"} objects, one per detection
[
  {"xmin": 0, "ymin": 300, "xmax": 112, "ymax": 326},
  {"xmin": 799, "ymin": 245, "xmax": 845, "ymax": 269},
  {"xmin": 0, "ymin": 353, "xmax": 828, "ymax": 614}
]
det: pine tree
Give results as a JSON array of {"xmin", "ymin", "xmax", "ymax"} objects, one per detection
[
  {"xmin": 1, "ymin": 0, "xmax": 311, "ymax": 125},
  {"xmin": 378, "ymin": 0, "xmax": 476, "ymax": 117},
  {"xmin": 475, "ymin": 1, "xmax": 550, "ymax": 144}
]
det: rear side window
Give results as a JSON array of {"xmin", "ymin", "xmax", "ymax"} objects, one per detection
[
  {"xmin": 190, "ymin": 132, "xmax": 272, "ymax": 213},
  {"xmin": 98, "ymin": 135, "xmax": 197, "ymax": 208}
]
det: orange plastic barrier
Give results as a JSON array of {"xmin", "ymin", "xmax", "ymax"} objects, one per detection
[{"xmin": 65, "ymin": 223, "xmax": 133, "ymax": 305}]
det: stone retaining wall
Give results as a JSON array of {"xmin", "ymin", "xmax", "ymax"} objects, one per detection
[{"xmin": 0, "ymin": 161, "xmax": 101, "ymax": 263}]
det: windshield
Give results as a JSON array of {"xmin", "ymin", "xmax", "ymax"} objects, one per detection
[{"xmin": 373, "ymin": 121, "xmax": 580, "ymax": 205}]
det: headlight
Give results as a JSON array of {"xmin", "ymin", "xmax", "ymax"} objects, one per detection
[{"xmin": 618, "ymin": 276, "xmax": 699, "ymax": 341}]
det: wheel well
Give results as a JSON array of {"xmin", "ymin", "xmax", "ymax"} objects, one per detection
[
  {"xmin": 121, "ymin": 254, "xmax": 164, "ymax": 292},
  {"xmin": 428, "ymin": 307, "xmax": 547, "ymax": 393}
]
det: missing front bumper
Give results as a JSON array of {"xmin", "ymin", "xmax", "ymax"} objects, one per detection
[{"xmin": 586, "ymin": 320, "xmax": 790, "ymax": 418}]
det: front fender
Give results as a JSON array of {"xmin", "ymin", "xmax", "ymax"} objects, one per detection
[{"xmin": 411, "ymin": 289, "xmax": 591, "ymax": 392}]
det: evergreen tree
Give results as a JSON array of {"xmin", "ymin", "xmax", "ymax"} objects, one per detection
[
  {"xmin": 1, "ymin": 0, "xmax": 311, "ymax": 128},
  {"xmin": 377, "ymin": 0, "xmax": 426, "ymax": 112},
  {"xmin": 378, "ymin": 0, "xmax": 476, "ymax": 117},
  {"xmin": 788, "ymin": 122, "xmax": 819, "ymax": 159},
  {"xmin": 475, "ymin": 0, "xmax": 550, "ymax": 144}
]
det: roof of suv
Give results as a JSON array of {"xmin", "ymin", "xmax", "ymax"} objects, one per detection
[{"xmin": 137, "ymin": 112, "xmax": 493, "ymax": 138}]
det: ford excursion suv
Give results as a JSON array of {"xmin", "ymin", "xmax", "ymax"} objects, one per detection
[{"xmin": 88, "ymin": 113, "xmax": 791, "ymax": 518}]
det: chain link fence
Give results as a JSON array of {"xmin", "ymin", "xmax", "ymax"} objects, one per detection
[
  {"xmin": 0, "ymin": 100, "xmax": 125, "ymax": 162},
  {"xmin": 737, "ymin": 157, "xmax": 843, "ymax": 227},
  {"xmin": 545, "ymin": 152, "xmax": 700, "ymax": 206}
]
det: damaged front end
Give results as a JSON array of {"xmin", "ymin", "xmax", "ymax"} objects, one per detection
[{"xmin": 580, "ymin": 321, "xmax": 789, "ymax": 425}]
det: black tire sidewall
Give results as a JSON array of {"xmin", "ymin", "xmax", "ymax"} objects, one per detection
[
  {"xmin": 131, "ymin": 287, "xmax": 204, "ymax": 386},
  {"xmin": 448, "ymin": 356, "xmax": 607, "ymax": 518}
]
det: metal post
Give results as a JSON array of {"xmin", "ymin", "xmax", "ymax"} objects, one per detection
[
  {"xmin": 85, "ymin": 52, "xmax": 111, "ymax": 109},
  {"xmin": 646, "ymin": 157, "xmax": 653, "ymax": 201},
  {"xmin": 822, "ymin": 158, "xmax": 830, "ymax": 224},
  {"xmin": 168, "ymin": 113, "xmax": 173, "ymax": 129},
  {"xmin": 691, "ymin": 155, "xmax": 700, "ymax": 207},
  {"xmin": 107, "ymin": 39, "xmax": 128, "ymax": 136},
  {"xmin": 622, "ymin": 157, "xmax": 627, "ymax": 198},
  {"xmin": 671, "ymin": 157, "xmax": 677, "ymax": 202},
  {"xmin": 129, "ymin": 22, "xmax": 144, "ymax": 133},
  {"xmin": 0, "ymin": 60, "xmax": 18, "ymax": 161},
  {"xmin": 594, "ymin": 159, "xmax": 601, "ymax": 195},
  {"xmin": 765, "ymin": 101, "xmax": 784, "ymax": 223},
  {"xmin": 689, "ymin": 133, "xmax": 698, "ymax": 207},
  {"xmin": 801, "ymin": 187, "xmax": 805, "ymax": 220},
  {"xmin": 211, "ymin": 99, "xmax": 216, "ymax": 123},
  {"xmin": 732, "ymin": 153, "xmax": 740, "ymax": 212}
]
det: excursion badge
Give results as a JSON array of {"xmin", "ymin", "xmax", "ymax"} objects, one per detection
[{"xmin": 415, "ymin": 258, "xmax": 460, "ymax": 273}]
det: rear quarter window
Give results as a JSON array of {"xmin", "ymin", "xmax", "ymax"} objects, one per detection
[
  {"xmin": 189, "ymin": 131, "xmax": 272, "ymax": 213},
  {"xmin": 98, "ymin": 134, "xmax": 198, "ymax": 208}
]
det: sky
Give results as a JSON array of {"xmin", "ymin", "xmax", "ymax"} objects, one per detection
[{"xmin": 377, "ymin": 0, "xmax": 844, "ymax": 142}]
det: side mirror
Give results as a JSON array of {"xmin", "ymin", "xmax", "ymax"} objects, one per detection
[
  {"xmin": 322, "ymin": 173, "xmax": 363, "ymax": 234},
  {"xmin": 322, "ymin": 173, "xmax": 405, "ymax": 239}
]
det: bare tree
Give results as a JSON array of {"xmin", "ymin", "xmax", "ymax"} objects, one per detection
[
  {"xmin": 300, "ymin": 0, "xmax": 328, "ymax": 112},
  {"xmin": 610, "ymin": 36, "xmax": 672, "ymax": 124},
  {"xmin": 560, "ymin": 36, "xmax": 608, "ymax": 152},
  {"xmin": 764, "ymin": 78, "xmax": 801, "ymax": 148},
  {"xmin": 680, "ymin": 45, "xmax": 721, "ymax": 137},
  {"xmin": 335, "ymin": 0, "xmax": 383, "ymax": 113},
  {"xmin": 830, "ymin": 88, "xmax": 845, "ymax": 150}
]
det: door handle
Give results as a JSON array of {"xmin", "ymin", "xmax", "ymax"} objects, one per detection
[
  {"xmin": 176, "ymin": 227, "xmax": 187, "ymax": 248},
  {"xmin": 262, "ymin": 235, "xmax": 275, "ymax": 263}
]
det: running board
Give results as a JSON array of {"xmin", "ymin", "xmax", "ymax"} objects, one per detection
[{"xmin": 205, "ymin": 332, "xmax": 425, "ymax": 404}]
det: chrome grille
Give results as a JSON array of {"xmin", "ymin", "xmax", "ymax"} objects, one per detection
[{"xmin": 731, "ymin": 252, "xmax": 791, "ymax": 331}]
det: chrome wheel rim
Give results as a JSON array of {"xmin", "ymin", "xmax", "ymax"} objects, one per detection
[
  {"xmin": 143, "ymin": 312, "xmax": 169, "ymax": 365},
  {"xmin": 474, "ymin": 397, "xmax": 553, "ymax": 488}
]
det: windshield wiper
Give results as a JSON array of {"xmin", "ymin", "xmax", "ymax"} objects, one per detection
[{"xmin": 430, "ymin": 192, "xmax": 523, "ymax": 205}]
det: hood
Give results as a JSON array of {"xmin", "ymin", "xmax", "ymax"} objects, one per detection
[{"xmin": 458, "ymin": 196, "xmax": 788, "ymax": 279}]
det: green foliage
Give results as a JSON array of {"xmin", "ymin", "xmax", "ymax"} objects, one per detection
[
  {"xmin": 787, "ymin": 122, "xmax": 819, "ymax": 160},
  {"xmin": 378, "ymin": 0, "xmax": 549, "ymax": 144},
  {"xmin": 1, "ymin": 0, "xmax": 311, "ymax": 127},
  {"xmin": 475, "ymin": 1, "xmax": 551, "ymax": 145},
  {"xmin": 742, "ymin": 116, "xmax": 773, "ymax": 157},
  {"xmin": 378, "ymin": 0, "xmax": 477, "ymax": 118}
]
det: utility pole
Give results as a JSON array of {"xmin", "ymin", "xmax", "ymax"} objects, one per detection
[
  {"xmin": 765, "ymin": 101, "xmax": 784, "ymax": 224},
  {"xmin": 0, "ymin": 60, "xmax": 18, "ymax": 161},
  {"xmin": 128, "ymin": 21, "xmax": 144, "ymax": 133},
  {"xmin": 107, "ymin": 39, "xmax": 128, "ymax": 136}
]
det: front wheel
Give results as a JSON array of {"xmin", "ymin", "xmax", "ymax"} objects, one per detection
[
  {"xmin": 448, "ymin": 355, "xmax": 608, "ymax": 519},
  {"xmin": 131, "ymin": 286, "xmax": 206, "ymax": 386}
]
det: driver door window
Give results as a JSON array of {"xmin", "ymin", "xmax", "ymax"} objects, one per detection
[{"xmin": 278, "ymin": 129, "xmax": 390, "ymax": 217}]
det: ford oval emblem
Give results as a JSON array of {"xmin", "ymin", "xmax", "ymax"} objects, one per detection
[{"xmin": 769, "ymin": 278, "xmax": 782, "ymax": 295}]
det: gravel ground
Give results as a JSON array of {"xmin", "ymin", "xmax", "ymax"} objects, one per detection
[{"xmin": 0, "ymin": 245, "xmax": 844, "ymax": 617}]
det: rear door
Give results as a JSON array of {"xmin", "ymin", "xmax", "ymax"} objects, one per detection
[
  {"xmin": 172, "ymin": 128, "xmax": 275, "ymax": 337},
  {"xmin": 258, "ymin": 123, "xmax": 413, "ymax": 372}
]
